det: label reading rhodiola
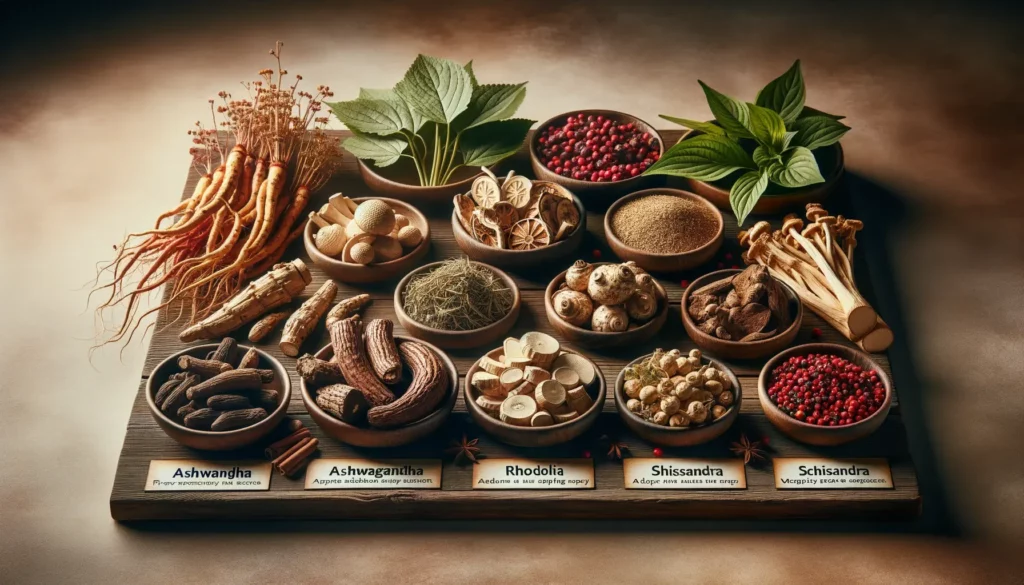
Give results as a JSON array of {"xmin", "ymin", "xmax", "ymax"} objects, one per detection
[
  {"xmin": 305, "ymin": 459, "xmax": 442, "ymax": 489},
  {"xmin": 472, "ymin": 459, "xmax": 594, "ymax": 489},
  {"xmin": 145, "ymin": 460, "xmax": 271, "ymax": 491},
  {"xmin": 774, "ymin": 458, "xmax": 893, "ymax": 489},
  {"xmin": 623, "ymin": 458, "xmax": 746, "ymax": 489}
]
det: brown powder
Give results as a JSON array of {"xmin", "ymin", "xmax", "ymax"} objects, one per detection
[{"xmin": 610, "ymin": 194, "xmax": 719, "ymax": 253}]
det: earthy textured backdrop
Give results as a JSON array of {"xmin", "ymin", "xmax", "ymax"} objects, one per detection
[{"xmin": 1, "ymin": 1, "xmax": 1022, "ymax": 583}]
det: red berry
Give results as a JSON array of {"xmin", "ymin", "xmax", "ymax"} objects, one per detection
[
  {"xmin": 812, "ymin": 327, "xmax": 823, "ymax": 339},
  {"xmin": 592, "ymin": 249, "xmax": 602, "ymax": 259},
  {"xmin": 680, "ymin": 279, "xmax": 690, "ymax": 288},
  {"xmin": 652, "ymin": 448, "xmax": 663, "ymax": 457},
  {"xmin": 582, "ymin": 450, "xmax": 591, "ymax": 459},
  {"xmin": 724, "ymin": 252, "xmax": 734, "ymax": 261}
]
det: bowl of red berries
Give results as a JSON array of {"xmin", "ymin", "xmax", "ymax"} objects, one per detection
[
  {"xmin": 530, "ymin": 110, "xmax": 664, "ymax": 202},
  {"xmin": 758, "ymin": 343, "xmax": 892, "ymax": 446}
]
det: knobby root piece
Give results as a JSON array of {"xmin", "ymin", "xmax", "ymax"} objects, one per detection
[
  {"xmin": 248, "ymin": 311, "xmax": 291, "ymax": 343},
  {"xmin": 280, "ymin": 280, "xmax": 337, "ymax": 357},
  {"xmin": 296, "ymin": 354, "xmax": 345, "ymax": 387}
]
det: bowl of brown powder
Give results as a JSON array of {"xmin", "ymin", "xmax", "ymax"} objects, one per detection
[{"xmin": 604, "ymin": 189, "xmax": 723, "ymax": 273}]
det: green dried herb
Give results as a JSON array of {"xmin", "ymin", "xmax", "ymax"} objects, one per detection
[{"xmin": 401, "ymin": 258, "xmax": 513, "ymax": 331}]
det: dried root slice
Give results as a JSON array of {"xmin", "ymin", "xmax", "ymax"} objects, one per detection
[
  {"xmin": 506, "ymin": 357, "xmax": 532, "ymax": 370},
  {"xmin": 553, "ymin": 410, "xmax": 579, "ymax": 424},
  {"xmin": 471, "ymin": 176, "xmax": 501, "ymax": 208},
  {"xmin": 476, "ymin": 208, "xmax": 507, "ymax": 248},
  {"xmin": 509, "ymin": 217, "xmax": 550, "ymax": 250},
  {"xmin": 555, "ymin": 198, "xmax": 580, "ymax": 228},
  {"xmin": 316, "ymin": 384, "xmax": 369, "ymax": 424},
  {"xmin": 524, "ymin": 366, "xmax": 551, "ymax": 386},
  {"xmin": 470, "ymin": 214, "xmax": 499, "ymax": 248},
  {"xmin": 476, "ymin": 394, "xmax": 504, "ymax": 417},
  {"xmin": 520, "ymin": 332, "xmax": 560, "ymax": 369},
  {"xmin": 566, "ymin": 385, "xmax": 594, "ymax": 414},
  {"xmin": 491, "ymin": 201, "xmax": 519, "ymax": 232},
  {"xmin": 500, "ymin": 394, "xmax": 538, "ymax": 426},
  {"xmin": 503, "ymin": 337, "xmax": 527, "ymax": 361},
  {"xmin": 471, "ymin": 371, "xmax": 504, "ymax": 398},
  {"xmin": 478, "ymin": 356, "xmax": 507, "ymax": 376},
  {"xmin": 502, "ymin": 175, "xmax": 533, "ymax": 210},
  {"xmin": 454, "ymin": 193, "xmax": 477, "ymax": 233},
  {"xmin": 531, "ymin": 410, "xmax": 554, "ymax": 427},
  {"xmin": 554, "ymin": 221, "xmax": 576, "ymax": 242},
  {"xmin": 508, "ymin": 381, "xmax": 534, "ymax": 397},
  {"xmin": 552, "ymin": 367, "xmax": 580, "ymax": 389},
  {"xmin": 499, "ymin": 368, "xmax": 525, "ymax": 390},
  {"xmin": 534, "ymin": 379, "xmax": 567, "ymax": 412}
]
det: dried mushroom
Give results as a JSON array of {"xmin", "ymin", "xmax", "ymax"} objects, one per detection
[{"xmin": 687, "ymin": 264, "xmax": 792, "ymax": 342}]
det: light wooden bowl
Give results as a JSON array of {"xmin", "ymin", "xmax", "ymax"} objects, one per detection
[
  {"xmin": 529, "ymin": 109, "xmax": 664, "ymax": 205},
  {"xmin": 451, "ymin": 192, "xmax": 587, "ymax": 270},
  {"xmin": 145, "ymin": 344, "xmax": 291, "ymax": 451},
  {"xmin": 464, "ymin": 347, "xmax": 606, "ymax": 447},
  {"xmin": 544, "ymin": 263, "xmax": 669, "ymax": 349},
  {"xmin": 394, "ymin": 260, "xmax": 521, "ymax": 350},
  {"xmin": 300, "ymin": 339, "xmax": 459, "ymax": 448},
  {"xmin": 604, "ymin": 188, "xmax": 723, "ymax": 273},
  {"xmin": 681, "ymin": 269, "xmax": 804, "ymax": 360},
  {"xmin": 613, "ymin": 353, "xmax": 741, "ymax": 447},
  {"xmin": 358, "ymin": 159, "xmax": 491, "ymax": 206},
  {"xmin": 758, "ymin": 343, "xmax": 893, "ymax": 446},
  {"xmin": 303, "ymin": 197, "xmax": 430, "ymax": 284}
]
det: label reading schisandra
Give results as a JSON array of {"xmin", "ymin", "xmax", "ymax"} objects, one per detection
[
  {"xmin": 623, "ymin": 458, "xmax": 746, "ymax": 489},
  {"xmin": 145, "ymin": 460, "xmax": 271, "ymax": 491},
  {"xmin": 472, "ymin": 458, "xmax": 594, "ymax": 489},
  {"xmin": 774, "ymin": 457, "xmax": 893, "ymax": 489},
  {"xmin": 304, "ymin": 459, "xmax": 442, "ymax": 489}
]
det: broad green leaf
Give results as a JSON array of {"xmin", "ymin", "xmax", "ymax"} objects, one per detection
[
  {"xmin": 465, "ymin": 61, "xmax": 479, "ymax": 90},
  {"xmin": 753, "ymin": 145, "xmax": 779, "ymax": 168},
  {"xmin": 328, "ymin": 98, "xmax": 409, "ymax": 136},
  {"xmin": 781, "ymin": 131, "xmax": 798, "ymax": 152},
  {"xmin": 459, "ymin": 118, "xmax": 534, "ymax": 167},
  {"xmin": 395, "ymin": 55, "xmax": 473, "ymax": 125},
  {"xmin": 755, "ymin": 60, "xmax": 805, "ymax": 125},
  {"xmin": 658, "ymin": 115, "xmax": 726, "ymax": 136},
  {"xmin": 644, "ymin": 134, "xmax": 756, "ymax": 181},
  {"xmin": 730, "ymin": 169, "xmax": 770, "ymax": 226},
  {"xmin": 699, "ymin": 81, "xmax": 752, "ymax": 139},
  {"xmin": 746, "ymin": 103, "xmax": 787, "ymax": 151},
  {"xmin": 770, "ymin": 146, "xmax": 825, "ymax": 188},
  {"xmin": 454, "ymin": 83, "xmax": 527, "ymax": 132},
  {"xmin": 788, "ymin": 116, "xmax": 850, "ymax": 151},
  {"xmin": 799, "ymin": 106, "xmax": 845, "ymax": 120},
  {"xmin": 342, "ymin": 133, "xmax": 409, "ymax": 167},
  {"xmin": 357, "ymin": 88, "xmax": 423, "ymax": 132}
]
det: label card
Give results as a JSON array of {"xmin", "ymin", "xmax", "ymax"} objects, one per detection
[
  {"xmin": 305, "ymin": 459, "xmax": 442, "ymax": 489},
  {"xmin": 774, "ymin": 458, "xmax": 893, "ymax": 489},
  {"xmin": 472, "ymin": 459, "xmax": 594, "ymax": 489},
  {"xmin": 145, "ymin": 460, "xmax": 271, "ymax": 491},
  {"xmin": 623, "ymin": 458, "xmax": 747, "ymax": 489}
]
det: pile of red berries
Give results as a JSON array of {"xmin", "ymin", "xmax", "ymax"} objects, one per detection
[
  {"xmin": 535, "ymin": 113, "xmax": 661, "ymax": 182},
  {"xmin": 766, "ymin": 353, "xmax": 886, "ymax": 427}
]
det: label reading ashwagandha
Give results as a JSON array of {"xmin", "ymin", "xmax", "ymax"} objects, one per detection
[
  {"xmin": 304, "ymin": 459, "xmax": 442, "ymax": 489},
  {"xmin": 145, "ymin": 460, "xmax": 271, "ymax": 491},
  {"xmin": 472, "ymin": 458, "xmax": 594, "ymax": 489},
  {"xmin": 774, "ymin": 457, "xmax": 893, "ymax": 489},
  {"xmin": 623, "ymin": 458, "xmax": 746, "ymax": 489}
]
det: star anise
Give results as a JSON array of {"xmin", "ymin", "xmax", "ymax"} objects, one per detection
[
  {"xmin": 600, "ymin": 434, "xmax": 630, "ymax": 461},
  {"xmin": 730, "ymin": 434, "xmax": 766, "ymax": 465},
  {"xmin": 445, "ymin": 434, "xmax": 481, "ymax": 465}
]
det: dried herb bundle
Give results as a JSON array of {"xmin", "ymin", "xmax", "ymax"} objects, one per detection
[{"xmin": 401, "ymin": 258, "xmax": 513, "ymax": 331}]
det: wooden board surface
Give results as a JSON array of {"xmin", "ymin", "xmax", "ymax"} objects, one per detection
[{"xmin": 110, "ymin": 130, "xmax": 920, "ymax": 521}]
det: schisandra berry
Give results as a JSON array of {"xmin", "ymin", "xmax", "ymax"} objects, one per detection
[
  {"xmin": 536, "ymin": 113, "xmax": 660, "ymax": 182},
  {"xmin": 766, "ymin": 353, "xmax": 886, "ymax": 427}
]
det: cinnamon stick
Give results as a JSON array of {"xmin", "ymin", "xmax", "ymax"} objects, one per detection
[
  {"xmin": 273, "ymin": 437, "xmax": 319, "ymax": 476},
  {"xmin": 265, "ymin": 428, "xmax": 312, "ymax": 459}
]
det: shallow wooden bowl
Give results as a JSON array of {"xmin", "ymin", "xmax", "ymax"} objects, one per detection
[
  {"xmin": 358, "ymin": 159, "xmax": 490, "ymax": 206},
  {"xmin": 464, "ymin": 347, "xmax": 606, "ymax": 447},
  {"xmin": 394, "ymin": 261, "xmax": 521, "ymax": 350},
  {"xmin": 543, "ymin": 263, "xmax": 669, "ymax": 349},
  {"xmin": 300, "ymin": 339, "xmax": 459, "ymax": 448},
  {"xmin": 613, "ymin": 353, "xmax": 741, "ymax": 447},
  {"xmin": 604, "ymin": 188, "xmax": 723, "ymax": 273},
  {"xmin": 758, "ymin": 343, "xmax": 893, "ymax": 446},
  {"xmin": 681, "ymin": 269, "xmax": 804, "ymax": 360},
  {"xmin": 529, "ymin": 109, "xmax": 664, "ymax": 204},
  {"xmin": 451, "ymin": 193, "xmax": 586, "ymax": 270},
  {"xmin": 145, "ymin": 344, "xmax": 291, "ymax": 451}
]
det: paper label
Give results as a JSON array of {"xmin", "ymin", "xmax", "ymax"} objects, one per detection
[
  {"xmin": 145, "ymin": 460, "xmax": 271, "ymax": 491},
  {"xmin": 472, "ymin": 458, "xmax": 594, "ymax": 489},
  {"xmin": 623, "ymin": 458, "xmax": 747, "ymax": 489},
  {"xmin": 304, "ymin": 459, "xmax": 442, "ymax": 489},
  {"xmin": 774, "ymin": 458, "xmax": 893, "ymax": 489}
]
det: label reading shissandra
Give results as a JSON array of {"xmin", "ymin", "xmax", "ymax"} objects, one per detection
[
  {"xmin": 145, "ymin": 460, "xmax": 271, "ymax": 491},
  {"xmin": 623, "ymin": 458, "xmax": 746, "ymax": 489},
  {"xmin": 774, "ymin": 458, "xmax": 893, "ymax": 489},
  {"xmin": 472, "ymin": 458, "xmax": 594, "ymax": 489},
  {"xmin": 304, "ymin": 459, "xmax": 441, "ymax": 489}
]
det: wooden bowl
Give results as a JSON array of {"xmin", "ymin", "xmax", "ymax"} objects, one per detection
[
  {"xmin": 529, "ymin": 109, "xmax": 664, "ymax": 204},
  {"xmin": 145, "ymin": 344, "xmax": 291, "ymax": 451},
  {"xmin": 604, "ymin": 188, "xmax": 723, "ymax": 273},
  {"xmin": 613, "ymin": 353, "xmax": 741, "ymax": 447},
  {"xmin": 394, "ymin": 261, "xmax": 521, "ymax": 350},
  {"xmin": 464, "ymin": 347, "xmax": 606, "ymax": 447},
  {"xmin": 681, "ymin": 269, "xmax": 804, "ymax": 360},
  {"xmin": 301, "ymin": 339, "xmax": 459, "ymax": 448},
  {"xmin": 758, "ymin": 343, "xmax": 893, "ymax": 446},
  {"xmin": 451, "ymin": 192, "xmax": 586, "ymax": 270},
  {"xmin": 358, "ymin": 159, "xmax": 491, "ymax": 206},
  {"xmin": 303, "ymin": 196, "xmax": 430, "ymax": 284},
  {"xmin": 544, "ymin": 263, "xmax": 668, "ymax": 348}
]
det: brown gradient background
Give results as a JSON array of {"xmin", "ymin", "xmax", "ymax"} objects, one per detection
[{"xmin": 1, "ymin": 0, "xmax": 1022, "ymax": 583}]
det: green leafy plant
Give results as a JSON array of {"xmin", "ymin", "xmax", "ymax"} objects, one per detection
[
  {"xmin": 328, "ymin": 55, "xmax": 534, "ymax": 187},
  {"xmin": 644, "ymin": 60, "xmax": 850, "ymax": 225}
]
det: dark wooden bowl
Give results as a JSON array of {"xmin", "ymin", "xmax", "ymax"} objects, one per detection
[
  {"xmin": 451, "ymin": 192, "xmax": 586, "ymax": 270},
  {"xmin": 543, "ymin": 263, "xmax": 669, "ymax": 348},
  {"xmin": 529, "ymin": 109, "xmax": 664, "ymax": 204},
  {"xmin": 681, "ymin": 269, "xmax": 804, "ymax": 360},
  {"xmin": 358, "ymin": 159, "xmax": 491, "ymax": 206},
  {"xmin": 145, "ymin": 344, "xmax": 291, "ymax": 451},
  {"xmin": 464, "ymin": 347, "xmax": 606, "ymax": 447},
  {"xmin": 304, "ymin": 197, "xmax": 431, "ymax": 284},
  {"xmin": 604, "ymin": 188, "xmax": 723, "ymax": 273},
  {"xmin": 394, "ymin": 261, "xmax": 521, "ymax": 350},
  {"xmin": 613, "ymin": 353, "xmax": 741, "ymax": 447},
  {"xmin": 758, "ymin": 343, "xmax": 893, "ymax": 446}
]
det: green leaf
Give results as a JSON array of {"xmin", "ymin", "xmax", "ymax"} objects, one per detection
[
  {"xmin": 644, "ymin": 134, "xmax": 756, "ymax": 181},
  {"xmin": 755, "ymin": 60, "xmax": 805, "ymax": 125},
  {"xmin": 746, "ymin": 103, "xmax": 787, "ymax": 151},
  {"xmin": 395, "ymin": 55, "xmax": 473, "ymax": 125},
  {"xmin": 328, "ymin": 97, "xmax": 410, "ymax": 136},
  {"xmin": 465, "ymin": 61, "xmax": 479, "ymax": 90},
  {"xmin": 454, "ymin": 83, "xmax": 527, "ymax": 132},
  {"xmin": 698, "ymin": 81, "xmax": 752, "ymax": 139},
  {"xmin": 781, "ymin": 131, "xmax": 798, "ymax": 152},
  {"xmin": 459, "ymin": 118, "xmax": 534, "ymax": 167},
  {"xmin": 658, "ymin": 115, "xmax": 726, "ymax": 136},
  {"xmin": 753, "ymin": 145, "xmax": 778, "ymax": 168},
  {"xmin": 770, "ymin": 146, "xmax": 825, "ymax": 188},
  {"xmin": 357, "ymin": 88, "xmax": 423, "ymax": 133},
  {"xmin": 730, "ymin": 169, "xmax": 770, "ymax": 226},
  {"xmin": 342, "ymin": 133, "xmax": 409, "ymax": 167},
  {"xmin": 799, "ymin": 106, "xmax": 845, "ymax": 120},
  {"xmin": 788, "ymin": 116, "xmax": 850, "ymax": 151}
]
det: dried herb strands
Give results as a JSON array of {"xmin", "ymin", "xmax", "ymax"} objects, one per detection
[
  {"xmin": 552, "ymin": 260, "xmax": 660, "ymax": 331},
  {"xmin": 621, "ymin": 348, "xmax": 735, "ymax": 428},
  {"xmin": 688, "ymin": 265, "xmax": 793, "ymax": 341},
  {"xmin": 610, "ymin": 194, "xmax": 719, "ymax": 253},
  {"xmin": 401, "ymin": 258, "xmax": 513, "ymax": 331},
  {"xmin": 309, "ymin": 194, "xmax": 424, "ymax": 265}
]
